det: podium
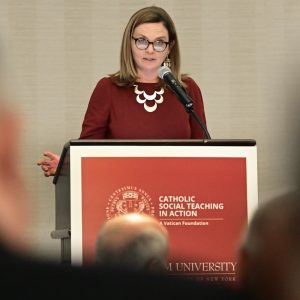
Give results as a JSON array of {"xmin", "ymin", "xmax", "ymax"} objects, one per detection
[{"xmin": 52, "ymin": 139, "xmax": 258, "ymax": 282}]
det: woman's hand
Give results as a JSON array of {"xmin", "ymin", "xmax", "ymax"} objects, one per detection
[{"xmin": 37, "ymin": 151, "xmax": 60, "ymax": 177}]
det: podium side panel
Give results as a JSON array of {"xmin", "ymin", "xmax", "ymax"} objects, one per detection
[{"xmin": 53, "ymin": 149, "xmax": 71, "ymax": 263}]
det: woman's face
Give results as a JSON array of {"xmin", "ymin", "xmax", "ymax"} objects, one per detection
[{"xmin": 131, "ymin": 22, "xmax": 170, "ymax": 80}]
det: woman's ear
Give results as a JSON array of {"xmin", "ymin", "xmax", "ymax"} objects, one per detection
[{"xmin": 169, "ymin": 40, "xmax": 175, "ymax": 51}]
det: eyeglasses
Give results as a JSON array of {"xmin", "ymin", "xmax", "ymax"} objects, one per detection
[{"xmin": 132, "ymin": 37, "xmax": 169, "ymax": 52}]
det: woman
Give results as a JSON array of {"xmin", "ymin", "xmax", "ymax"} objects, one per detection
[{"xmin": 38, "ymin": 6, "xmax": 208, "ymax": 176}]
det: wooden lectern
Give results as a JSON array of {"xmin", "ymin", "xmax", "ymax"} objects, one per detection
[{"xmin": 52, "ymin": 139, "xmax": 258, "ymax": 282}]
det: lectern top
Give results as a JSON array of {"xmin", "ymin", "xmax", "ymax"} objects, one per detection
[
  {"xmin": 53, "ymin": 139, "xmax": 256, "ymax": 184},
  {"xmin": 69, "ymin": 139, "xmax": 256, "ymax": 147}
]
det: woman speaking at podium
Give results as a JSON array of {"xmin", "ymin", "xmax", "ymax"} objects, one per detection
[{"xmin": 37, "ymin": 6, "xmax": 208, "ymax": 177}]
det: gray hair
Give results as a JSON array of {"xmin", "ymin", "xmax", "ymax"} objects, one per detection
[{"xmin": 95, "ymin": 214, "xmax": 169, "ymax": 273}]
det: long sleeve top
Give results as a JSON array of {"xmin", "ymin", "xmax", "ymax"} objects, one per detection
[{"xmin": 80, "ymin": 76, "xmax": 207, "ymax": 139}]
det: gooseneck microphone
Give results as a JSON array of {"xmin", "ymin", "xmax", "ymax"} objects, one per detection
[
  {"xmin": 158, "ymin": 66, "xmax": 211, "ymax": 139},
  {"xmin": 158, "ymin": 66, "xmax": 194, "ymax": 110}
]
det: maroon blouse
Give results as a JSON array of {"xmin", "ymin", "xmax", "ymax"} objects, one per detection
[{"xmin": 79, "ymin": 76, "xmax": 207, "ymax": 139}]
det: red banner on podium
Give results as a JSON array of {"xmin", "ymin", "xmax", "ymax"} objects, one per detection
[{"xmin": 80, "ymin": 156, "xmax": 248, "ymax": 283}]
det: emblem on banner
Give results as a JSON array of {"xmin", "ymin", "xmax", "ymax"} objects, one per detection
[{"xmin": 106, "ymin": 186, "xmax": 155, "ymax": 219}]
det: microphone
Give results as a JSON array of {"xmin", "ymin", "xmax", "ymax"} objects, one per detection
[
  {"xmin": 158, "ymin": 66, "xmax": 211, "ymax": 139},
  {"xmin": 158, "ymin": 66, "xmax": 193, "ymax": 110}
]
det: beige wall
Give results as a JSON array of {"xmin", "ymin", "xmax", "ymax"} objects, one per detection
[{"xmin": 1, "ymin": 0, "xmax": 299, "ymax": 260}]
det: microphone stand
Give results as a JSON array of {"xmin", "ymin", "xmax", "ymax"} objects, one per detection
[
  {"xmin": 158, "ymin": 66, "xmax": 211, "ymax": 139},
  {"xmin": 179, "ymin": 95, "xmax": 211, "ymax": 140},
  {"xmin": 187, "ymin": 107, "xmax": 211, "ymax": 139}
]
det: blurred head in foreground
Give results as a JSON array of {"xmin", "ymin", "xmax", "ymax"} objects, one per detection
[
  {"xmin": 0, "ymin": 91, "xmax": 29, "ymax": 254},
  {"xmin": 95, "ymin": 213, "xmax": 169, "ymax": 273},
  {"xmin": 237, "ymin": 190, "xmax": 300, "ymax": 300}
]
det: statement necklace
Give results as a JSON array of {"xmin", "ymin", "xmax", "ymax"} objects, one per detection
[{"xmin": 134, "ymin": 84, "xmax": 164, "ymax": 112}]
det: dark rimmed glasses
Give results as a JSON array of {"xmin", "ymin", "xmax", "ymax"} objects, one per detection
[{"xmin": 132, "ymin": 37, "xmax": 169, "ymax": 52}]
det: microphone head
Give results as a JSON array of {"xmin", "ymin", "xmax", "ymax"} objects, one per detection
[{"xmin": 158, "ymin": 66, "xmax": 171, "ymax": 79}]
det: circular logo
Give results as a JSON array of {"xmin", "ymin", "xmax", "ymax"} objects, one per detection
[{"xmin": 106, "ymin": 186, "xmax": 155, "ymax": 219}]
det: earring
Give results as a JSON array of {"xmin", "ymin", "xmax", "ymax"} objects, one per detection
[{"xmin": 163, "ymin": 55, "xmax": 171, "ymax": 68}]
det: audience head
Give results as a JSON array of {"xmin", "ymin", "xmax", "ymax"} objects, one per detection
[
  {"xmin": 237, "ymin": 190, "xmax": 300, "ymax": 300},
  {"xmin": 95, "ymin": 213, "xmax": 169, "ymax": 273}
]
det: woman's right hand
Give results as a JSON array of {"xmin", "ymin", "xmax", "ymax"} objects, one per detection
[{"xmin": 37, "ymin": 151, "xmax": 60, "ymax": 177}]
